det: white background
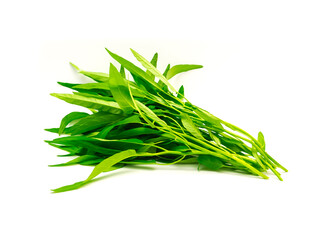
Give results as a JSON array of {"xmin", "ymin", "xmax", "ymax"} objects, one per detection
[{"xmin": 1, "ymin": 0, "xmax": 335, "ymax": 239}]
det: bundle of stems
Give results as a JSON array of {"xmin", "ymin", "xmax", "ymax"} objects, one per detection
[{"xmin": 46, "ymin": 48, "xmax": 287, "ymax": 193}]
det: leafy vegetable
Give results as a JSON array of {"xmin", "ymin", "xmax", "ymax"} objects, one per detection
[
  {"xmin": 166, "ymin": 64, "xmax": 203, "ymax": 80},
  {"xmin": 58, "ymin": 112, "xmax": 89, "ymax": 135},
  {"xmin": 46, "ymin": 48, "xmax": 287, "ymax": 193}
]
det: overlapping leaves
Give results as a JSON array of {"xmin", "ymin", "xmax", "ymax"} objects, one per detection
[{"xmin": 46, "ymin": 48, "xmax": 287, "ymax": 193}]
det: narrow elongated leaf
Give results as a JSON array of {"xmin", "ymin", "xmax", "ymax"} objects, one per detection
[
  {"xmin": 109, "ymin": 63, "xmax": 134, "ymax": 114},
  {"xmin": 79, "ymin": 71, "xmax": 109, "ymax": 82},
  {"xmin": 209, "ymin": 132, "xmax": 221, "ymax": 146},
  {"xmin": 258, "ymin": 131, "xmax": 265, "ymax": 150},
  {"xmin": 51, "ymin": 164, "xmax": 125, "ymax": 193},
  {"xmin": 109, "ymin": 127, "xmax": 160, "ymax": 139},
  {"xmin": 57, "ymin": 81, "xmax": 78, "ymax": 89},
  {"xmin": 50, "ymin": 136, "xmax": 144, "ymax": 154},
  {"xmin": 45, "ymin": 141, "xmax": 79, "ymax": 154},
  {"xmin": 252, "ymin": 147, "xmax": 266, "ymax": 170},
  {"xmin": 52, "ymin": 181, "xmax": 86, "ymax": 193},
  {"xmin": 73, "ymin": 83, "xmax": 110, "ymax": 91},
  {"xmin": 70, "ymin": 62, "xmax": 108, "ymax": 82},
  {"xmin": 146, "ymin": 52, "xmax": 158, "ymax": 81},
  {"xmin": 85, "ymin": 149, "xmax": 137, "ymax": 182},
  {"xmin": 45, "ymin": 127, "xmax": 74, "ymax": 135},
  {"xmin": 193, "ymin": 107, "xmax": 223, "ymax": 130},
  {"xmin": 50, "ymin": 138, "xmax": 119, "ymax": 155},
  {"xmin": 103, "ymin": 164, "xmax": 125, "ymax": 172},
  {"xmin": 58, "ymin": 82, "xmax": 109, "ymax": 96},
  {"xmin": 135, "ymin": 100, "xmax": 167, "ymax": 127},
  {"xmin": 70, "ymin": 111, "xmax": 124, "ymax": 135},
  {"xmin": 163, "ymin": 64, "xmax": 170, "ymax": 77},
  {"xmin": 48, "ymin": 48, "xmax": 286, "ymax": 193},
  {"xmin": 129, "ymin": 86, "xmax": 146, "ymax": 98},
  {"xmin": 58, "ymin": 112, "xmax": 89, "ymax": 135},
  {"xmin": 106, "ymin": 48, "xmax": 162, "ymax": 95},
  {"xmin": 198, "ymin": 155, "xmax": 224, "ymax": 170},
  {"xmin": 50, "ymin": 93, "xmax": 123, "ymax": 114},
  {"xmin": 130, "ymin": 49, "xmax": 177, "ymax": 93},
  {"xmin": 177, "ymin": 85, "xmax": 184, "ymax": 99},
  {"xmin": 121, "ymin": 159, "xmax": 156, "ymax": 165},
  {"xmin": 97, "ymin": 115, "xmax": 141, "ymax": 138},
  {"xmin": 131, "ymin": 73, "xmax": 157, "ymax": 94},
  {"xmin": 180, "ymin": 112, "xmax": 205, "ymax": 140},
  {"xmin": 166, "ymin": 64, "xmax": 203, "ymax": 80},
  {"xmin": 72, "ymin": 92, "xmax": 115, "ymax": 101},
  {"xmin": 120, "ymin": 65, "xmax": 126, "ymax": 78},
  {"xmin": 105, "ymin": 48, "xmax": 153, "ymax": 83},
  {"xmin": 49, "ymin": 155, "xmax": 99, "ymax": 167},
  {"xmin": 150, "ymin": 53, "xmax": 158, "ymax": 67},
  {"xmin": 158, "ymin": 64, "xmax": 170, "ymax": 92},
  {"xmin": 78, "ymin": 158, "xmax": 104, "ymax": 166}
]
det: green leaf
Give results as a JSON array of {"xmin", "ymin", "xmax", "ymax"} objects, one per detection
[
  {"xmin": 106, "ymin": 48, "xmax": 162, "ymax": 95},
  {"xmin": 135, "ymin": 100, "xmax": 167, "ymax": 127},
  {"xmin": 97, "ymin": 115, "xmax": 141, "ymax": 138},
  {"xmin": 120, "ymin": 65, "xmax": 126, "ymax": 78},
  {"xmin": 166, "ymin": 64, "xmax": 203, "ymax": 80},
  {"xmin": 146, "ymin": 52, "xmax": 158, "ymax": 81},
  {"xmin": 131, "ymin": 74, "xmax": 157, "ymax": 95},
  {"xmin": 105, "ymin": 48, "xmax": 153, "ymax": 83},
  {"xmin": 193, "ymin": 107, "xmax": 223, "ymax": 130},
  {"xmin": 258, "ymin": 131, "xmax": 265, "ymax": 150},
  {"xmin": 50, "ymin": 136, "xmax": 145, "ymax": 154},
  {"xmin": 130, "ymin": 49, "xmax": 177, "ymax": 93},
  {"xmin": 70, "ymin": 111, "xmax": 124, "ymax": 135},
  {"xmin": 85, "ymin": 149, "xmax": 137, "ymax": 182},
  {"xmin": 70, "ymin": 62, "xmax": 108, "ymax": 82},
  {"xmin": 45, "ymin": 141, "xmax": 80, "ymax": 155},
  {"xmin": 209, "ymin": 132, "xmax": 221, "ymax": 146},
  {"xmin": 45, "ymin": 127, "xmax": 74, "ymax": 135},
  {"xmin": 197, "ymin": 155, "xmax": 224, "ymax": 170},
  {"xmin": 150, "ymin": 53, "xmax": 158, "ymax": 67},
  {"xmin": 163, "ymin": 64, "xmax": 170, "ymax": 77},
  {"xmin": 58, "ymin": 82, "xmax": 109, "ymax": 96},
  {"xmin": 52, "ymin": 181, "xmax": 86, "ymax": 193},
  {"xmin": 50, "ymin": 93, "xmax": 123, "ymax": 114},
  {"xmin": 49, "ymin": 137, "xmax": 120, "ymax": 155},
  {"xmin": 58, "ymin": 112, "xmax": 90, "ymax": 135},
  {"xmin": 73, "ymin": 83, "xmax": 110, "ymax": 91},
  {"xmin": 108, "ymin": 63, "xmax": 134, "ymax": 114},
  {"xmin": 72, "ymin": 92, "xmax": 114, "ymax": 101},
  {"xmin": 252, "ymin": 146, "xmax": 266, "ymax": 170},
  {"xmin": 177, "ymin": 85, "xmax": 184, "ymax": 99},
  {"xmin": 80, "ymin": 71, "xmax": 109, "ymax": 82},
  {"xmin": 51, "ymin": 163, "xmax": 124, "ymax": 193},
  {"xmin": 78, "ymin": 158, "xmax": 104, "ymax": 166},
  {"xmin": 57, "ymin": 81, "xmax": 78, "ymax": 89},
  {"xmin": 49, "ymin": 155, "xmax": 99, "ymax": 167},
  {"xmin": 180, "ymin": 112, "xmax": 205, "ymax": 140},
  {"xmin": 110, "ymin": 127, "xmax": 161, "ymax": 139},
  {"xmin": 121, "ymin": 159, "xmax": 156, "ymax": 165},
  {"xmin": 103, "ymin": 164, "xmax": 125, "ymax": 172},
  {"xmin": 157, "ymin": 64, "xmax": 170, "ymax": 92}
]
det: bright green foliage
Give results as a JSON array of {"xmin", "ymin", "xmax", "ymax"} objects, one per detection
[
  {"xmin": 50, "ymin": 93, "xmax": 123, "ymax": 114},
  {"xmin": 166, "ymin": 64, "xmax": 203, "ymax": 80},
  {"xmin": 58, "ymin": 112, "xmax": 89, "ymax": 135},
  {"xmin": 108, "ymin": 63, "xmax": 135, "ymax": 114},
  {"xmin": 46, "ymin": 48, "xmax": 287, "ymax": 193},
  {"xmin": 197, "ymin": 155, "xmax": 224, "ymax": 170}
]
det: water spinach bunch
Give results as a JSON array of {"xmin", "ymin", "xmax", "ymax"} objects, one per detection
[{"xmin": 46, "ymin": 48, "xmax": 287, "ymax": 193}]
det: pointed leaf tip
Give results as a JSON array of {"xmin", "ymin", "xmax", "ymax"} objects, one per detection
[
  {"xmin": 69, "ymin": 62, "xmax": 79, "ymax": 71},
  {"xmin": 166, "ymin": 64, "xmax": 203, "ymax": 80}
]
